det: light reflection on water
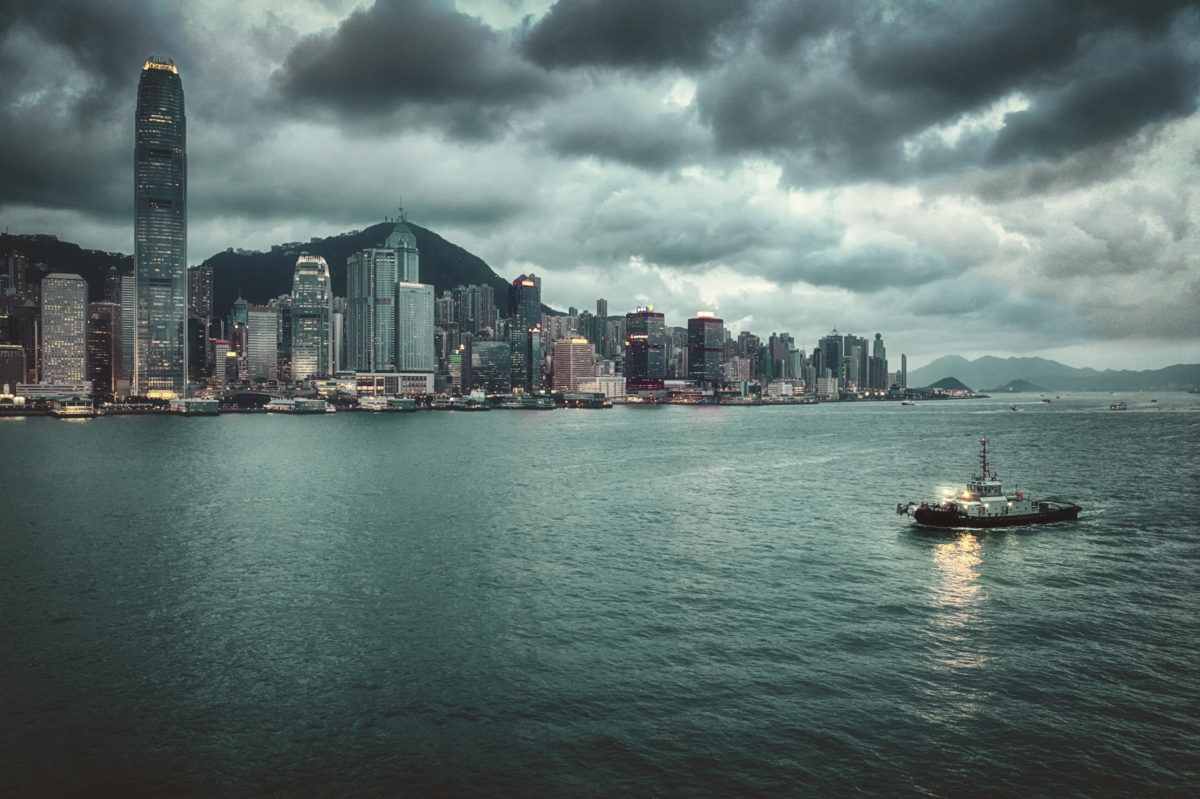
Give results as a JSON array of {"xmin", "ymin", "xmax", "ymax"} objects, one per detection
[{"xmin": 929, "ymin": 533, "xmax": 987, "ymax": 671}]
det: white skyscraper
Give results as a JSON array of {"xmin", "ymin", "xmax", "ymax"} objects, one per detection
[
  {"xmin": 40, "ymin": 273, "xmax": 88, "ymax": 383},
  {"xmin": 395, "ymin": 282, "xmax": 435, "ymax": 372}
]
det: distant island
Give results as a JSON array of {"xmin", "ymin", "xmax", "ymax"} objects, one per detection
[{"xmin": 989, "ymin": 379, "xmax": 1047, "ymax": 393}]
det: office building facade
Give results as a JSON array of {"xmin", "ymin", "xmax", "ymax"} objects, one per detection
[
  {"xmin": 624, "ymin": 307, "xmax": 665, "ymax": 393},
  {"xmin": 41, "ymin": 273, "xmax": 88, "ymax": 383},
  {"xmin": 291, "ymin": 254, "xmax": 333, "ymax": 379},
  {"xmin": 687, "ymin": 312, "xmax": 725, "ymax": 385},
  {"xmin": 134, "ymin": 57, "xmax": 187, "ymax": 397}
]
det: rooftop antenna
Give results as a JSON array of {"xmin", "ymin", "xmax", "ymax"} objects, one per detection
[{"xmin": 398, "ymin": 198, "xmax": 406, "ymax": 224}]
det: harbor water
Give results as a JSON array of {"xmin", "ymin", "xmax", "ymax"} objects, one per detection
[{"xmin": 2, "ymin": 393, "xmax": 1198, "ymax": 797}]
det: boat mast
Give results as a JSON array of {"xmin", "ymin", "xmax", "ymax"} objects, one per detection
[{"xmin": 979, "ymin": 437, "xmax": 991, "ymax": 480}]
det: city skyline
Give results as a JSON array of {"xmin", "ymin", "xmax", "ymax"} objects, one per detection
[{"xmin": 1, "ymin": 2, "xmax": 1198, "ymax": 371}]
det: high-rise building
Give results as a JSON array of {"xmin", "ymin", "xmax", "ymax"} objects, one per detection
[
  {"xmin": 553, "ymin": 337, "xmax": 595, "ymax": 393},
  {"xmin": 0, "ymin": 344, "xmax": 27, "ymax": 389},
  {"xmin": 869, "ymin": 333, "xmax": 888, "ymax": 390},
  {"xmin": 819, "ymin": 329, "xmax": 844, "ymax": 381},
  {"xmin": 507, "ymin": 274, "xmax": 541, "ymax": 391},
  {"xmin": 395, "ymin": 282, "xmax": 435, "ymax": 372},
  {"xmin": 509, "ymin": 274, "xmax": 541, "ymax": 334},
  {"xmin": 118, "ymin": 272, "xmax": 135, "ymax": 390},
  {"xmin": 596, "ymin": 298, "xmax": 607, "ymax": 318},
  {"xmin": 87, "ymin": 301, "xmax": 122, "ymax": 395},
  {"xmin": 346, "ymin": 220, "xmax": 417, "ymax": 371},
  {"xmin": 245, "ymin": 304, "xmax": 279, "ymax": 382},
  {"xmin": 291, "ymin": 254, "xmax": 333, "ymax": 379},
  {"xmin": 188, "ymin": 263, "xmax": 212, "ymax": 319},
  {"xmin": 41, "ymin": 274, "xmax": 88, "ymax": 383},
  {"xmin": 688, "ymin": 312, "xmax": 725, "ymax": 385},
  {"xmin": 471, "ymin": 341, "xmax": 512, "ymax": 394},
  {"xmin": 624, "ymin": 306, "xmax": 665, "ymax": 393},
  {"xmin": 134, "ymin": 57, "xmax": 187, "ymax": 398}
]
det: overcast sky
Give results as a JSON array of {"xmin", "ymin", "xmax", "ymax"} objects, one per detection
[{"xmin": 2, "ymin": 0, "xmax": 1199, "ymax": 369}]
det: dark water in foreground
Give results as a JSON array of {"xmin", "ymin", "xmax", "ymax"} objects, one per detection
[{"xmin": 2, "ymin": 393, "xmax": 1198, "ymax": 797}]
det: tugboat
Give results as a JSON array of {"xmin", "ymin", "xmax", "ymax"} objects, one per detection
[{"xmin": 897, "ymin": 437, "xmax": 1080, "ymax": 529}]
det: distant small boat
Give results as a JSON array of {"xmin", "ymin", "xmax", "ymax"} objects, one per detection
[
  {"xmin": 1041, "ymin": 398, "xmax": 1051, "ymax": 403},
  {"xmin": 901, "ymin": 400, "xmax": 916, "ymax": 406},
  {"xmin": 1009, "ymin": 404, "xmax": 1018, "ymax": 411}
]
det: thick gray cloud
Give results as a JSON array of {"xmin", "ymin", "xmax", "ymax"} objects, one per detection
[
  {"xmin": 275, "ymin": 0, "xmax": 556, "ymax": 137},
  {"xmin": 520, "ymin": 0, "xmax": 749, "ymax": 69}
]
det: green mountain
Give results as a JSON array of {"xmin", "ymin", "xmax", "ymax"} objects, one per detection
[
  {"xmin": 1, "ymin": 222, "xmax": 511, "ymax": 318},
  {"xmin": 909, "ymin": 355, "xmax": 1200, "ymax": 392},
  {"xmin": 0, "ymin": 234, "xmax": 131, "ymax": 301},
  {"xmin": 924, "ymin": 376, "xmax": 972, "ymax": 392},
  {"xmin": 203, "ymin": 221, "xmax": 511, "ymax": 319}
]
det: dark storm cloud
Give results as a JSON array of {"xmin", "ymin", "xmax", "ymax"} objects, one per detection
[
  {"xmin": 692, "ymin": 0, "xmax": 1200, "ymax": 185},
  {"xmin": 0, "ymin": 1, "xmax": 188, "ymax": 216},
  {"xmin": 275, "ymin": 0, "xmax": 556, "ymax": 136},
  {"xmin": 520, "ymin": 0, "xmax": 749, "ymax": 69}
]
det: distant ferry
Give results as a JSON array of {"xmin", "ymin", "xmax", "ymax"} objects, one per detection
[
  {"xmin": 897, "ymin": 437, "xmax": 1080, "ymax": 529},
  {"xmin": 1110, "ymin": 401, "xmax": 1127, "ymax": 411}
]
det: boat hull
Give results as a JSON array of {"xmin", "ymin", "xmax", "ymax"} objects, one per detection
[{"xmin": 912, "ymin": 502, "xmax": 1080, "ymax": 529}]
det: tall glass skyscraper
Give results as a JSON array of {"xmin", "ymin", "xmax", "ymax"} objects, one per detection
[
  {"xmin": 624, "ymin": 307, "xmax": 665, "ymax": 393},
  {"xmin": 291, "ymin": 254, "xmax": 333, "ymax": 379},
  {"xmin": 134, "ymin": 57, "xmax": 187, "ymax": 397}
]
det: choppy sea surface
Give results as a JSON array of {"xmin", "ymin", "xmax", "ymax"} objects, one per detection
[{"xmin": 2, "ymin": 392, "xmax": 1198, "ymax": 797}]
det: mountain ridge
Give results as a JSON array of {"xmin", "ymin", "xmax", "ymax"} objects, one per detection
[{"xmin": 909, "ymin": 355, "xmax": 1200, "ymax": 392}]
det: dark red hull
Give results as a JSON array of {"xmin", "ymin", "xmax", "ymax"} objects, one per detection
[{"xmin": 912, "ymin": 502, "xmax": 1081, "ymax": 529}]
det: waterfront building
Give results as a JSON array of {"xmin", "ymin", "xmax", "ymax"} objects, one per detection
[
  {"xmin": 624, "ymin": 306, "xmax": 665, "ymax": 393},
  {"xmin": 687, "ymin": 312, "xmax": 725, "ymax": 385},
  {"xmin": 395, "ymin": 282, "xmax": 435, "ymax": 373},
  {"xmin": 87, "ymin": 301, "xmax": 122, "ymax": 395},
  {"xmin": 816, "ymin": 376, "xmax": 838, "ymax": 399},
  {"xmin": 0, "ymin": 344, "xmax": 26, "ymax": 389},
  {"xmin": 553, "ymin": 337, "xmax": 595, "ymax": 393},
  {"xmin": 353, "ymin": 372, "xmax": 434, "ymax": 397},
  {"xmin": 134, "ymin": 57, "xmax": 187, "ymax": 398},
  {"xmin": 245, "ymin": 304, "xmax": 279, "ymax": 382},
  {"xmin": 41, "ymin": 273, "xmax": 87, "ymax": 384},
  {"xmin": 472, "ymin": 341, "xmax": 511, "ymax": 394},
  {"xmin": 578, "ymin": 375, "xmax": 625, "ymax": 400},
  {"xmin": 291, "ymin": 254, "xmax": 333, "ymax": 379}
]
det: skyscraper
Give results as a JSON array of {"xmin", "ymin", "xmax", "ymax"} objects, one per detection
[
  {"xmin": 687, "ymin": 312, "xmax": 725, "ymax": 385},
  {"xmin": 188, "ymin": 263, "xmax": 212, "ymax": 320},
  {"xmin": 245, "ymin": 304, "xmax": 279, "ymax": 382},
  {"xmin": 508, "ymin": 274, "xmax": 541, "ymax": 390},
  {"xmin": 41, "ymin": 273, "xmax": 87, "ymax": 383},
  {"xmin": 346, "ymin": 220, "xmax": 417, "ymax": 372},
  {"xmin": 134, "ymin": 57, "xmax": 187, "ymax": 397},
  {"xmin": 624, "ymin": 306, "xmax": 665, "ymax": 393},
  {"xmin": 553, "ymin": 337, "xmax": 595, "ymax": 393},
  {"xmin": 291, "ymin": 254, "xmax": 333, "ymax": 379},
  {"xmin": 87, "ymin": 301, "xmax": 122, "ymax": 395},
  {"xmin": 395, "ymin": 282, "xmax": 435, "ymax": 372}
]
